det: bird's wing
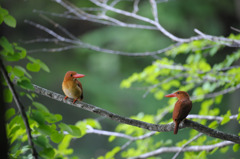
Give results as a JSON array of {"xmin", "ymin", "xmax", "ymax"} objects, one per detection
[
  {"xmin": 175, "ymin": 99, "xmax": 192, "ymax": 121},
  {"xmin": 76, "ymin": 80, "xmax": 83, "ymax": 100}
]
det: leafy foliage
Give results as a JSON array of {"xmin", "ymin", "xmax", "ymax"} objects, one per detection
[
  {"xmin": 1, "ymin": 7, "xmax": 102, "ymax": 158},
  {"xmin": 119, "ymin": 34, "xmax": 240, "ymax": 158}
]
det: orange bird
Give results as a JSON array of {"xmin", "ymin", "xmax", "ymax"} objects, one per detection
[
  {"xmin": 165, "ymin": 91, "xmax": 192, "ymax": 134},
  {"xmin": 62, "ymin": 71, "xmax": 85, "ymax": 103}
]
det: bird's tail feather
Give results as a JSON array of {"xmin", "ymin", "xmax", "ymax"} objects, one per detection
[{"xmin": 174, "ymin": 121, "xmax": 179, "ymax": 134}]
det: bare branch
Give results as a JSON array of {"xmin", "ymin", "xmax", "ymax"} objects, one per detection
[
  {"xmin": 34, "ymin": 10, "xmax": 158, "ymax": 30},
  {"xmin": 188, "ymin": 114, "xmax": 238, "ymax": 121},
  {"xmin": 39, "ymin": 14, "xmax": 78, "ymax": 40},
  {"xmin": 89, "ymin": 0, "xmax": 188, "ymax": 42},
  {"xmin": 28, "ymin": 83, "xmax": 240, "ymax": 144},
  {"xmin": 0, "ymin": 60, "xmax": 38, "ymax": 159},
  {"xmin": 86, "ymin": 126, "xmax": 134, "ymax": 140},
  {"xmin": 24, "ymin": 38, "xmax": 60, "ymax": 44},
  {"xmin": 194, "ymin": 29, "xmax": 240, "ymax": 47},
  {"xmin": 172, "ymin": 133, "xmax": 203, "ymax": 159},
  {"xmin": 86, "ymin": 125, "xmax": 156, "ymax": 140},
  {"xmin": 130, "ymin": 141, "xmax": 234, "ymax": 159},
  {"xmin": 27, "ymin": 45, "xmax": 80, "ymax": 53},
  {"xmin": 24, "ymin": 20, "xmax": 182, "ymax": 56},
  {"xmin": 149, "ymin": 0, "xmax": 159, "ymax": 23},
  {"xmin": 231, "ymin": 26, "xmax": 240, "ymax": 33},
  {"xmin": 132, "ymin": 0, "xmax": 140, "ymax": 13},
  {"xmin": 24, "ymin": 20, "xmax": 66, "ymax": 41},
  {"xmin": 86, "ymin": 125, "xmax": 156, "ymax": 152}
]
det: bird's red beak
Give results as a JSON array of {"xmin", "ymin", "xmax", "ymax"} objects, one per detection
[
  {"xmin": 73, "ymin": 74, "xmax": 85, "ymax": 78},
  {"xmin": 165, "ymin": 93, "xmax": 177, "ymax": 97}
]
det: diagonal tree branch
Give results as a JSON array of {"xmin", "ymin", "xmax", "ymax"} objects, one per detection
[
  {"xmin": 88, "ymin": 0, "xmax": 187, "ymax": 42},
  {"xmin": 0, "ymin": 59, "xmax": 8, "ymax": 159},
  {"xmin": 30, "ymin": 83, "xmax": 240, "ymax": 144},
  {"xmin": 0, "ymin": 60, "xmax": 38, "ymax": 159}
]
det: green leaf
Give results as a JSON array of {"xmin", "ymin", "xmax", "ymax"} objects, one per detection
[
  {"xmin": 75, "ymin": 121, "xmax": 87, "ymax": 136},
  {"xmin": 32, "ymin": 102, "xmax": 50, "ymax": 113},
  {"xmin": 58, "ymin": 134, "xmax": 73, "ymax": 155},
  {"xmin": 68, "ymin": 125, "xmax": 81, "ymax": 137},
  {"xmin": 6, "ymin": 65, "xmax": 12, "ymax": 73},
  {"xmin": 233, "ymin": 144, "xmax": 240, "ymax": 152},
  {"xmin": 221, "ymin": 110, "xmax": 231, "ymax": 125},
  {"xmin": 108, "ymin": 135, "xmax": 116, "ymax": 142},
  {"xmin": 37, "ymin": 59, "xmax": 50, "ymax": 72},
  {"xmin": 14, "ymin": 45, "xmax": 26, "ymax": 59},
  {"xmin": 59, "ymin": 123, "xmax": 81, "ymax": 137},
  {"xmin": 3, "ymin": 15, "xmax": 16, "ymax": 28},
  {"xmin": 36, "ymin": 124, "xmax": 55, "ymax": 136},
  {"xmin": 31, "ymin": 110, "xmax": 45, "ymax": 125},
  {"xmin": 209, "ymin": 45, "xmax": 220, "ymax": 56},
  {"xmin": 34, "ymin": 135, "xmax": 51, "ymax": 148},
  {"xmin": 45, "ymin": 114, "xmax": 62, "ymax": 123},
  {"xmin": 208, "ymin": 121, "xmax": 218, "ymax": 129},
  {"xmin": 50, "ymin": 132, "xmax": 64, "ymax": 143},
  {"xmin": 154, "ymin": 91, "xmax": 164, "ymax": 100},
  {"xmin": 26, "ymin": 93, "xmax": 33, "ymax": 101},
  {"xmin": 105, "ymin": 147, "xmax": 121, "ymax": 159},
  {"xmin": 20, "ymin": 145, "xmax": 31, "ymax": 154},
  {"xmin": 85, "ymin": 118, "xmax": 102, "ymax": 129},
  {"xmin": 5, "ymin": 108, "xmax": 15, "ymax": 120},
  {"xmin": 17, "ymin": 77, "xmax": 34, "ymax": 90},
  {"xmin": 26, "ymin": 62, "xmax": 41, "ymax": 72},
  {"xmin": 40, "ymin": 148, "xmax": 55, "ymax": 159},
  {"xmin": 209, "ymin": 147, "xmax": 219, "ymax": 155},
  {"xmin": 220, "ymin": 146, "xmax": 229, "ymax": 153},
  {"xmin": 27, "ymin": 56, "xmax": 50, "ymax": 72},
  {"xmin": 0, "ymin": 36, "xmax": 13, "ymax": 54},
  {"xmin": 12, "ymin": 66, "xmax": 25, "ymax": 77},
  {"xmin": 0, "ymin": 7, "xmax": 9, "ymax": 17},
  {"xmin": 4, "ymin": 88, "xmax": 13, "ymax": 103}
]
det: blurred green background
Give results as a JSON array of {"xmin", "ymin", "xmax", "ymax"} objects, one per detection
[{"xmin": 1, "ymin": 0, "xmax": 240, "ymax": 158}]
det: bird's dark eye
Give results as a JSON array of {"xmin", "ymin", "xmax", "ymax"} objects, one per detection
[
  {"xmin": 70, "ymin": 74, "xmax": 73, "ymax": 77},
  {"xmin": 177, "ymin": 92, "xmax": 180, "ymax": 94}
]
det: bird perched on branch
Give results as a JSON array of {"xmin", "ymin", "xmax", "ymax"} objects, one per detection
[
  {"xmin": 165, "ymin": 91, "xmax": 192, "ymax": 134},
  {"xmin": 62, "ymin": 71, "xmax": 85, "ymax": 103}
]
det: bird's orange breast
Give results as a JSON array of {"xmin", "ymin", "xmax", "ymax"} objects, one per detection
[{"xmin": 62, "ymin": 80, "xmax": 82, "ymax": 99}]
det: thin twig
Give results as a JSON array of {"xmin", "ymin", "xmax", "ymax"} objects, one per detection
[
  {"xmin": 231, "ymin": 26, "xmax": 240, "ymax": 33},
  {"xmin": 149, "ymin": 0, "xmax": 159, "ymax": 23},
  {"xmin": 33, "ymin": 9, "xmax": 158, "ymax": 30},
  {"xmin": 39, "ymin": 14, "xmax": 78, "ymax": 40},
  {"xmin": 27, "ymin": 45, "xmax": 80, "ymax": 53},
  {"xmin": 132, "ymin": 0, "xmax": 140, "ymax": 13},
  {"xmin": 194, "ymin": 29, "xmax": 240, "ymax": 47},
  {"xmin": 0, "ymin": 60, "xmax": 38, "ymax": 159},
  {"xmin": 130, "ymin": 141, "xmax": 233, "ymax": 159},
  {"xmin": 187, "ymin": 114, "xmax": 238, "ymax": 121},
  {"xmin": 172, "ymin": 133, "xmax": 203, "ymax": 159},
  {"xmin": 86, "ymin": 126, "xmax": 134, "ymax": 140},
  {"xmin": 89, "ymin": 0, "xmax": 188, "ymax": 42},
  {"xmin": 24, "ymin": 20, "xmax": 181, "ymax": 56}
]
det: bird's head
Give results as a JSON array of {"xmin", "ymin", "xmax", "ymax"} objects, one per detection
[
  {"xmin": 64, "ymin": 71, "xmax": 85, "ymax": 81},
  {"xmin": 165, "ymin": 91, "xmax": 190, "ymax": 99}
]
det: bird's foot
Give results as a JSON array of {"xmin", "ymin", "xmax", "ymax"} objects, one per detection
[
  {"xmin": 73, "ymin": 98, "xmax": 78, "ymax": 104},
  {"xmin": 64, "ymin": 96, "xmax": 68, "ymax": 100}
]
